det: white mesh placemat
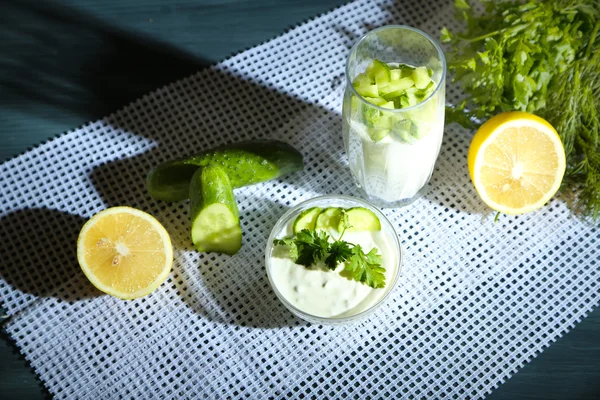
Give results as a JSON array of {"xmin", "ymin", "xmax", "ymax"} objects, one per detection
[{"xmin": 1, "ymin": 0, "xmax": 598, "ymax": 398}]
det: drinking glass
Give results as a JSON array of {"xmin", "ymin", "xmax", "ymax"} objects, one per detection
[{"xmin": 342, "ymin": 25, "xmax": 446, "ymax": 207}]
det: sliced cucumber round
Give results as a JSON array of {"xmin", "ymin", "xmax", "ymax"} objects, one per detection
[
  {"xmin": 293, "ymin": 207, "xmax": 322, "ymax": 233},
  {"xmin": 340, "ymin": 207, "xmax": 381, "ymax": 232},
  {"xmin": 315, "ymin": 207, "xmax": 343, "ymax": 231}
]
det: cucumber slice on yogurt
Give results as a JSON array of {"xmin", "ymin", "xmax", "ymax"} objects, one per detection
[
  {"xmin": 293, "ymin": 207, "xmax": 322, "ymax": 233},
  {"xmin": 339, "ymin": 207, "xmax": 382, "ymax": 232},
  {"xmin": 315, "ymin": 207, "xmax": 343, "ymax": 231}
]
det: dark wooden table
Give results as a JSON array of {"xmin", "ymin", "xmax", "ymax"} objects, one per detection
[{"xmin": 1, "ymin": 0, "xmax": 598, "ymax": 398}]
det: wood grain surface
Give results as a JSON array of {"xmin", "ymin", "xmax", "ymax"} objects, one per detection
[{"xmin": 0, "ymin": 0, "xmax": 598, "ymax": 399}]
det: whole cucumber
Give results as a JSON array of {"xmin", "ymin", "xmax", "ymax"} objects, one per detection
[
  {"xmin": 189, "ymin": 164, "xmax": 242, "ymax": 255},
  {"xmin": 147, "ymin": 139, "xmax": 303, "ymax": 202}
]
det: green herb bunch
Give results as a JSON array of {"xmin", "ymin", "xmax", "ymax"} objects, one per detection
[
  {"xmin": 442, "ymin": 0, "xmax": 600, "ymax": 221},
  {"xmin": 273, "ymin": 212, "xmax": 386, "ymax": 289}
]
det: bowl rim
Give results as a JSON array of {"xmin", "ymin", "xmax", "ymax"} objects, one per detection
[{"xmin": 265, "ymin": 194, "xmax": 403, "ymax": 325}]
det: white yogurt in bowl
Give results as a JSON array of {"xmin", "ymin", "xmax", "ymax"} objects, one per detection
[{"xmin": 265, "ymin": 195, "xmax": 402, "ymax": 324}]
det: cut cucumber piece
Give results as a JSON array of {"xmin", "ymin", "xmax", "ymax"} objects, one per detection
[
  {"xmin": 315, "ymin": 208, "xmax": 343, "ymax": 231},
  {"xmin": 362, "ymin": 107, "xmax": 392, "ymax": 129},
  {"xmin": 391, "ymin": 119, "xmax": 418, "ymax": 144},
  {"xmin": 189, "ymin": 165, "xmax": 242, "ymax": 255},
  {"xmin": 339, "ymin": 207, "xmax": 382, "ymax": 232},
  {"xmin": 415, "ymin": 81, "xmax": 435, "ymax": 101},
  {"xmin": 147, "ymin": 140, "xmax": 303, "ymax": 202},
  {"xmin": 354, "ymin": 83, "xmax": 379, "ymax": 98},
  {"xmin": 363, "ymin": 97, "xmax": 389, "ymax": 107},
  {"xmin": 413, "ymin": 66, "xmax": 431, "ymax": 90},
  {"xmin": 293, "ymin": 207, "xmax": 322, "ymax": 233},
  {"xmin": 397, "ymin": 63, "xmax": 416, "ymax": 77},
  {"xmin": 353, "ymin": 72, "xmax": 373, "ymax": 86},
  {"xmin": 368, "ymin": 128, "xmax": 391, "ymax": 142},
  {"xmin": 390, "ymin": 69, "xmax": 402, "ymax": 81},
  {"xmin": 379, "ymin": 77, "xmax": 414, "ymax": 98},
  {"xmin": 369, "ymin": 59, "xmax": 392, "ymax": 87},
  {"xmin": 400, "ymin": 92, "xmax": 418, "ymax": 108}
]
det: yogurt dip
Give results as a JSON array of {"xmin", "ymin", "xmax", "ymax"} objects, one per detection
[
  {"xmin": 265, "ymin": 195, "xmax": 402, "ymax": 323},
  {"xmin": 345, "ymin": 115, "xmax": 444, "ymax": 203}
]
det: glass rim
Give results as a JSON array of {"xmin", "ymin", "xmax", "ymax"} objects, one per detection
[
  {"xmin": 264, "ymin": 194, "xmax": 403, "ymax": 325},
  {"xmin": 345, "ymin": 24, "xmax": 447, "ymax": 113}
]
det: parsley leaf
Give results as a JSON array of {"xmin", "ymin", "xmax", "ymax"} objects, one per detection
[
  {"xmin": 343, "ymin": 245, "xmax": 386, "ymax": 289},
  {"xmin": 293, "ymin": 229, "xmax": 330, "ymax": 267},
  {"xmin": 273, "ymin": 227, "xmax": 386, "ymax": 289},
  {"xmin": 325, "ymin": 240, "xmax": 353, "ymax": 270}
]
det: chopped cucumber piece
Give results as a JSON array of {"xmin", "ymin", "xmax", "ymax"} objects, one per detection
[
  {"xmin": 368, "ymin": 128, "xmax": 391, "ymax": 142},
  {"xmin": 379, "ymin": 77, "xmax": 414, "ymax": 97},
  {"xmin": 364, "ymin": 97, "xmax": 389, "ymax": 107},
  {"xmin": 362, "ymin": 107, "xmax": 392, "ymax": 129},
  {"xmin": 293, "ymin": 207, "xmax": 322, "ymax": 233},
  {"xmin": 315, "ymin": 208, "xmax": 343, "ymax": 231},
  {"xmin": 340, "ymin": 207, "xmax": 382, "ymax": 232},
  {"xmin": 354, "ymin": 83, "xmax": 379, "ymax": 98},
  {"xmin": 415, "ymin": 81, "xmax": 435, "ymax": 100},
  {"xmin": 368, "ymin": 60, "xmax": 391, "ymax": 86},
  {"xmin": 413, "ymin": 66, "xmax": 431, "ymax": 90},
  {"xmin": 390, "ymin": 69, "xmax": 402, "ymax": 81},
  {"xmin": 397, "ymin": 63, "xmax": 416, "ymax": 78},
  {"xmin": 400, "ymin": 92, "xmax": 418, "ymax": 108},
  {"xmin": 354, "ymin": 72, "xmax": 373, "ymax": 86},
  {"xmin": 391, "ymin": 120, "xmax": 418, "ymax": 144}
]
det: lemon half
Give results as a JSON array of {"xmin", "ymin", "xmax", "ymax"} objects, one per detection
[
  {"xmin": 77, "ymin": 207, "xmax": 173, "ymax": 299},
  {"xmin": 468, "ymin": 111, "xmax": 566, "ymax": 215}
]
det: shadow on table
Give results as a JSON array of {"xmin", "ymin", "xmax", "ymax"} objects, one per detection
[
  {"xmin": 170, "ymin": 196, "xmax": 305, "ymax": 329},
  {"xmin": 84, "ymin": 65, "xmax": 344, "ymax": 328},
  {"xmin": 0, "ymin": 0, "xmax": 341, "ymax": 327},
  {"xmin": 0, "ymin": 208, "xmax": 101, "ymax": 304},
  {"xmin": 0, "ymin": 0, "xmax": 208, "ymax": 122}
]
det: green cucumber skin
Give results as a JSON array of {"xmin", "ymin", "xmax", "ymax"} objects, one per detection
[
  {"xmin": 147, "ymin": 140, "xmax": 304, "ymax": 202},
  {"xmin": 189, "ymin": 165, "xmax": 241, "ymax": 254}
]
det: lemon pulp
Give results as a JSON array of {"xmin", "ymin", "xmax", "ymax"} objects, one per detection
[
  {"xmin": 468, "ymin": 111, "xmax": 566, "ymax": 215},
  {"xmin": 77, "ymin": 207, "xmax": 173, "ymax": 299}
]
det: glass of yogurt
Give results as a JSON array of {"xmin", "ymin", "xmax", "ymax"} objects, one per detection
[
  {"xmin": 265, "ymin": 195, "xmax": 402, "ymax": 324},
  {"xmin": 342, "ymin": 25, "xmax": 446, "ymax": 207}
]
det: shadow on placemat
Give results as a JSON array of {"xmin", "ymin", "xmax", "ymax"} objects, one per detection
[
  {"xmin": 0, "ymin": 208, "xmax": 101, "ymax": 303},
  {"xmin": 170, "ymin": 196, "xmax": 304, "ymax": 329},
  {"xmin": 87, "ymin": 75, "xmax": 344, "ymax": 209},
  {"xmin": 0, "ymin": 0, "xmax": 208, "ymax": 123}
]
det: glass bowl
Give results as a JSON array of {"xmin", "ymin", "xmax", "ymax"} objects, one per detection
[{"xmin": 265, "ymin": 194, "xmax": 402, "ymax": 324}]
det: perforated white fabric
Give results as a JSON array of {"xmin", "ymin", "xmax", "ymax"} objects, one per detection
[{"xmin": 0, "ymin": 0, "xmax": 598, "ymax": 398}]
